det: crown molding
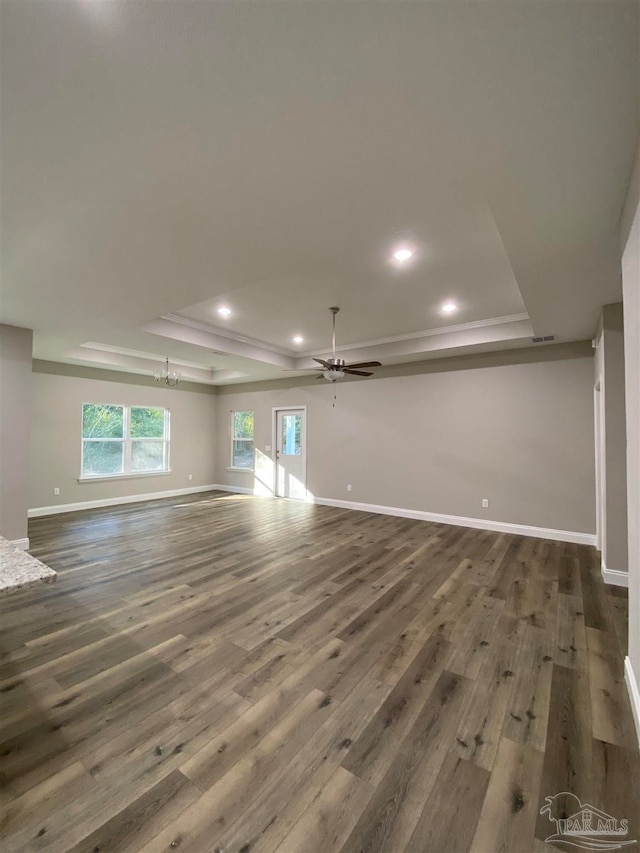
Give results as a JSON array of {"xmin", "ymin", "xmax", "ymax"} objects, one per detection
[
  {"xmin": 162, "ymin": 311, "xmax": 531, "ymax": 362},
  {"xmin": 80, "ymin": 342, "xmax": 222, "ymax": 370},
  {"xmin": 299, "ymin": 313, "xmax": 531, "ymax": 357},
  {"xmin": 162, "ymin": 314, "xmax": 295, "ymax": 357}
]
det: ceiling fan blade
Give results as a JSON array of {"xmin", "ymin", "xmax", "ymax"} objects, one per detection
[
  {"xmin": 343, "ymin": 361, "xmax": 382, "ymax": 369},
  {"xmin": 313, "ymin": 358, "xmax": 331, "ymax": 367},
  {"xmin": 344, "ymin": 369, "xmax": 374, "ymax": 376}
]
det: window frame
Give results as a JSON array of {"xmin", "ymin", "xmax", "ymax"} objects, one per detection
[
  {"xmin": 228, "ymin": 409, "xmax": 255, "ymax": 472},
  {"xmin": 79, "ymin": 403, "xmax": 171, "ymax": 481}
]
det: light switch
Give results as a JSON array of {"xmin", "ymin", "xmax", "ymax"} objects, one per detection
[{"xmin": 265, "ymin": 445, "xmax": 271, "ymax": 452}]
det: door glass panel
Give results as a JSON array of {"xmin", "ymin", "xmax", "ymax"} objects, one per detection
[{"xmin": 280, "ymin": 414, "xmax": 302, "ymax": 455}]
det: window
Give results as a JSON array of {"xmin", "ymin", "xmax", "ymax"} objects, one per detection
[
  {"xmin": 231, "ymin": 410, "xmax": 254, "ymax": 469},
  {"xmin": 81, "ymin": 404, "xmax": 170, "ymax": 478}
]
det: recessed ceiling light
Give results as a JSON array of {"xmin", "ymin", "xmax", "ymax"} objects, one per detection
[
  {"xmin": 441, "ymin": 301, "xmax": 458, "ymax": 314},
  {"xmin": 393, "ymin": 247, "xmax": 414, "ymax": 262},
  {"xmin": 292, "ymin": 335, "xmax": 304, "ymax": 344},
  {"xmin": 217, "ymin": 306, "xmax": 232, "ymax": 318}
]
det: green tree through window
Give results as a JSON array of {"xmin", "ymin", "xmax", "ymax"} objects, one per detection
[
  {"xmin": 82, "ymin": 404, "xmax": 124, "ymax": 439},
  {"xmin": 82, "ymin": 404, "xmax": 170, "ymax": 477},
  {"xmin": 232, "ymin": 410, "xmax": 254, "ymax": 468}
]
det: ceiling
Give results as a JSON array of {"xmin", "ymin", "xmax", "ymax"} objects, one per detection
[{"xmin": 1, "ymin": 1, "xmax": 638, "ymax": 385}]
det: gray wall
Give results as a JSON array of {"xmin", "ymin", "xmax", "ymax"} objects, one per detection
[
  {"xmin": 621, "ymin": 139, "xmax": 640, "ymax": 693},
  {"xmin": 217, "ymin": 344, "xmax": 596, "ymax": 535},
  {"xmin": 596, "ymin": 303, "xmax": 629, "ymax": 576},
  {"xmin": 30, "ymin": 363, "xmax": 217, "ymax": 510},
  {"xmin": 0, "ymin": 324, "xmax": 33, "ymax": 542}
]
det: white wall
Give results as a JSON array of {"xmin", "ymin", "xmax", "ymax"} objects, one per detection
[
  {"xmin": 217, "ymin": 344, "xmax": 596, "ymax": 537},
  {"xmin": 30, "ymin": 363, "xmax": 217, "ymax": 511},
  {"xmin": 620, "ymin": 139, "xmax": 640, "ymax": 736}
]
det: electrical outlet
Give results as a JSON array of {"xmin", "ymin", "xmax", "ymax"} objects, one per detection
[
  {"xmin": 347, "ymin": 484, "xmax": 352, "ymax": 492},
  {"xmin": 188, "ymin": 474, "xmax": 193, "ymax": 481},
  {"xmin": 482, "ymin": 498, "xmax": 489, "ymax": 508},
  {"xmin": 54, "ymin": 487, "xmax": 60, "ymax": 496}
]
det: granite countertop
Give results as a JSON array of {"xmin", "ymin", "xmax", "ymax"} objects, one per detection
[{"xmin": 0, "ymin": 537, "xmax": 57, "ymax": 595}]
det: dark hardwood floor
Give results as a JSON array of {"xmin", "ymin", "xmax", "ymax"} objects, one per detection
[{"xmin": 1, "ymin": 491, "xmax": 638, "ymax": 852}]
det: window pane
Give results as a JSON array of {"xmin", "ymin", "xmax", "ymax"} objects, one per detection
[
  {"xmin": 232, "ymin": 440, "xmax": 254, "ymax": 468},
  {"xmin": 281, "ymin": 414, "xmax": 302, "ymax": 455},
  {"xmin": 82, "ymin": 441, "xmax": 124, "ymax": 475},
  {"xmin": 131, "ymin": 440, "xmax": 166, "ymax": 471},
  {"xmin": 130, "ymin": 407, "xmax": 165, "ymax": 439},
  {"xmin": 233, "ymin": 411, "xmax": 254, "ymax": 440},
  {"xmin": 82, "ymin": 404, "xmax": 124, "ymax": 439}
]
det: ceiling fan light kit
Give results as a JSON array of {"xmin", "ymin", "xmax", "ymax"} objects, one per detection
[{"xmin": 322, "ymin": 368, "xmax": 345, "ymax": 381}]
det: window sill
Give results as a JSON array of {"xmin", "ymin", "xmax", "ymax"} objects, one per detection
[
  {"xmin": 226, "ymin": 467, "xmax": 255, "ymax": 474},
  {"xmin": 77, "ymin": 470, "xmax": 172, "ymax": 484}
]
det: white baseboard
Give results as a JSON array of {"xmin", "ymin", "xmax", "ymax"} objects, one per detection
[
  {"xmin": 214, "ymin": 485, "xmax": 596, "ymax": 546},
  {"xmin": 28, "ymin": 484, "xmax": 222, "ymax": 517},
  {"xmin": 30, "ymin": 481, "xmax": 597, "ymax": 548},
  {"xmin": 10, "ymin": 538, "xmax": 29, "ymax": 551},
  {"xmin": 313, "ymin": 497, "xmax": 597, "ymax": 546},
  {"xmin": 624, "ymin": 656, "xmax": 640, "ymax": 749},
  {"xmin": 601, "ymin": 561, "xmax": 630, "ymax": 587},
  {"xmin": 210, "ymin": 483, "xmax": 255, "ymax": 496}
]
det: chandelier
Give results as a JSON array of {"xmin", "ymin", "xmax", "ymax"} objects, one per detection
[{"xmin": 154, "ymin": 357, "xmax": 181, "ymax": 387}]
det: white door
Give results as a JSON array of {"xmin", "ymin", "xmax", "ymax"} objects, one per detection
[{"xmin": 275, "ymin": 408, "xmax": 306, "ymax": 499}]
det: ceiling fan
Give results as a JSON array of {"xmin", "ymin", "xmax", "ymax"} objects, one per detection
[{"xmin": 311, "ymin": 307, "xmax": 382, "ymax": 382}]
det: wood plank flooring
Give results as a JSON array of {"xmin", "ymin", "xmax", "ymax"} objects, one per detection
[{"xmin": 1, "ymin": 491, "xmax": 638, "ymax": 852}]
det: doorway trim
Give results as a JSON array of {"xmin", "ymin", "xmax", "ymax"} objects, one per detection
[
  {"xmin": 271, "ymin": 405, "xmax": 308, "ymax": 499},
  {"xmin": 594, "ymin": 378, "xmax": 606, "ymax": 555}
]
